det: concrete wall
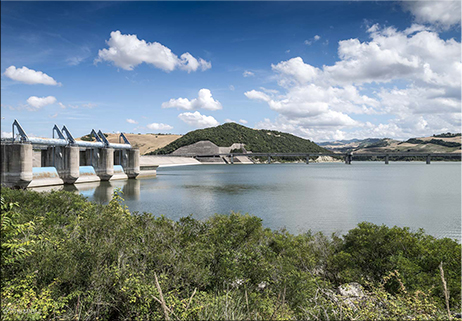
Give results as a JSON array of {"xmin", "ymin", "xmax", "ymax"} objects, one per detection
[
  {"xmin": 171, "ymin": 140, "xmax": 220, "ymax": 156},
  {"xmin": 172, "ymin": 140, "xmax": 246, "ymax": 156},
  {"xmin": 33, "ymin": 150, "xmax": 42, "ymax": 167},
  {"xmin": 218, "ymin": 143, "xmax": 246, "ymax": 154},
  {"xmin": 141, "ymin": 155, "xmax": 201, "ymax": 167}
]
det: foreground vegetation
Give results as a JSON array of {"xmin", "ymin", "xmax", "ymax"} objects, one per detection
[
  {"xmin": 1, "ymin": 189, "xmax": 460, "ymax": 320},
  {"xmin": 151, "ymin": 122, "xmax": 327, "ymax": 155}
]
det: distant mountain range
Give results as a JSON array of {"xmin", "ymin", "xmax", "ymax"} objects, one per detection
[{"xmin": 318, "ymin": 133, "xmax": 461, "ymax": 153}]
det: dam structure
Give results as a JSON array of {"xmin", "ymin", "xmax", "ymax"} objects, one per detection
[{"xmin": 1, "ymin": 120, "xmax": 147, "ymax": 189}]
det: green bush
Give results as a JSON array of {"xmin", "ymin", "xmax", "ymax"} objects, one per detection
[{"xmin": 1, "ymin": 189, "xmax": 459, "ymax": 320}]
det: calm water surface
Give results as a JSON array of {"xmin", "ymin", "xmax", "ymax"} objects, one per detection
[{"xmin": 57, "ymin": 162, "xmax": 460, "ymax": 240}]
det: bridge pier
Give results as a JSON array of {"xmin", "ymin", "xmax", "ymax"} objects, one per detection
[
  {"xmin": 306, "ymin": 156, "xmax": 310, "ymax": 164},
  {"xmin": 385, "ymin": 154, "xmax": 389, "ymax": 165},
  {"xmin": 345, "ymin": 153, "xmax": 352, "ymax": 165},
  {"xmin": 267, "ymin": 155, "xmax": 272, "ymax": 164},
  {"xmin": 426, "ymin": 155, "xmax": 431, "ymax": 164},
  {"xmin": 1, "ymin": 143, "xmax": 33, "ymax": 188},
  {"xmin": 230, "ymin": 154, "xmax": 234, "ymax": 165}
]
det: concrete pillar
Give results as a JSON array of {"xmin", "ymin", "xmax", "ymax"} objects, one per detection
[
  {"xmin": 306, "ymin": 156, "xmax": 310, "ymax": 164},
  {"xmin": 230, "ymin": 155, "xmax": 234, "ymax": 165},
  {"xmin": 43, "ymin": 146, "xmax": 80, "ymax": 184},
  {"xmin": 344, "ymin": 154, "xmax": 350, "ymax": 164},
  {"xmin": 1, "ymin": 143, "xmax": 33, "ymax": 188},
  {"xmin": 344, "ymin": 153, "xmax": 352, "ymax": 165},
  {"xmin": 123, "ymin": 149, "xmax": 140, "ymax": 179},
  {"xmin": 57, "ymin": 146, "xmax": 80, "ymax": 184},
  {"xmin": 267, "ymin": 155, "xmax": 272, "ymax": 164},
  {"xmin": 385, "ymin": 154, "xmax": 389, "ymax": 165},
  {"xmin": 426, "ymin": 155, "xmax": 431, "ymax": 164},
  {"xmin": 95, "ymin": 148, "xmax": 114, "ymax": 181}
]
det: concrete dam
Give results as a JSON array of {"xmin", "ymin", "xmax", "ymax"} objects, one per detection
[{"xmin": 1, "ymin": 120, "xmax": 155, "ymax": 189}]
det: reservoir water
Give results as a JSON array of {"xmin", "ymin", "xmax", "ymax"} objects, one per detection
[{"xmin": 52, "ymin": 162, "xmax": 460, "ymax": 241}]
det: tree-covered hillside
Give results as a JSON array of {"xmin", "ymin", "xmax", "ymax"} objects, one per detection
[{"xmin": 151, "ymin": 122, "xmax": 328, "ymax": 154}]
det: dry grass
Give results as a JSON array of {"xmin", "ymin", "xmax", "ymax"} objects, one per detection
[{"xmin": 105, "ymin": 133, "xmax": 181, "ymax": 155}]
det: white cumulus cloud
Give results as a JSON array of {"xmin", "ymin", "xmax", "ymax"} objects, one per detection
[
  {"xmin": 324, "ymin": 24, "xmax": 461, "ymax": 87},
  {"xmin": 244, "ymin": 90, "xmax": 271, "ymax": 102},
  {"xmin": 162, "ymin": 89, "xmax": 222, "ymax": 111},
  {"xmin": 147, "ymin": 123, "xmax": 173, "ymax": 131},
  {"xmin": 96, "ymin": 31, "xmax": 211, "ymax": 72},
  {"xmin": 246, "ymin": 23, "xmax": 461, "ymax": 141},
  {"xmin": 4, "ymin": 66, "xmax": 61, "ymax": 86},
  {"xmin": 26, "ymin": 96, "xmax": 57, "ymax": 109},
  {"xmin": 178, "ymin": 111, "xmax": 219, "ymax": 128},
  {"xmin": 126, "ymin": 119, "xmax": 138, "ymax": 124},
  {"xmin": 402, "ymin": 0, "xmax": 461, "ymax": 29},
  {"xmin": 272, "ymin": 57, "xmax": 320, "ymax": 86},
  {"xmin": 239, "ymin": 119, "xmax": 248, "ymax": 124},
  {"xmin": 243, "ymin": 70, "xmax": 255, "ymax": 77}
]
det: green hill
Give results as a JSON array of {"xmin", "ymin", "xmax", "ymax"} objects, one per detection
[{"xmin": 150, "ymin": 123, "xmax": 328, "ymax": 154}]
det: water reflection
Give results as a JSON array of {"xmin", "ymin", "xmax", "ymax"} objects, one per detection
[
  {"xmin": 182, "ymin": 184, "xmax": 278, "ymax": 194},
  {"xmin": 33, "ymin": 179, "xmax": 141, "ymax": 203}
]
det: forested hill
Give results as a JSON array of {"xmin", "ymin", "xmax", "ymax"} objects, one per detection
[{"xmin": 151, "ymin": 122, "xmax": 328, "ymax": 154}]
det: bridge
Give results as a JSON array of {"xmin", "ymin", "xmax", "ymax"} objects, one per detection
[{"xmin": 156, "ymin": 151, "xmax": 461, "ymax": 165}]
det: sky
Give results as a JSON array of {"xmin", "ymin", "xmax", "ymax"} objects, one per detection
[{"xmin": 1, "ymin": 1, "xmax": 461, "ymax": 142}]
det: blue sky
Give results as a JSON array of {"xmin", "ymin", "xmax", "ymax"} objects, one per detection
[{"xmin": 1, "ymin": 1, "xmax": 461, "ymax": 142}]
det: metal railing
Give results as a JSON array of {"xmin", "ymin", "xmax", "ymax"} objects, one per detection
[{"xmin": 9, "ymin": 119, "xmax": 132, "ymax": 149}]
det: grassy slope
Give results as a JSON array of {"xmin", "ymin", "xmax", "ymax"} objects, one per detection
[{"xmin": 150, "ymin": 122, "xmax": 328, "ymax": 154}]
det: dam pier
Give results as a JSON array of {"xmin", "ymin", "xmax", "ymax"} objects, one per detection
[{"xmin": 1, "ymin": 120, "xmax": 148, "ymax": 189}]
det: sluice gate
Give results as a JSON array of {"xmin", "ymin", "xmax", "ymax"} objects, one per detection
[{"xmin": 1, "ymin": 120, "xmax": 142, "ymax": 189}]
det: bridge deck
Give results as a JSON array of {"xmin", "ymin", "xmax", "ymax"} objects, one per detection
[{"xmin": 155, "ymin": 152, "xmax": 461, "ymax": 158}]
